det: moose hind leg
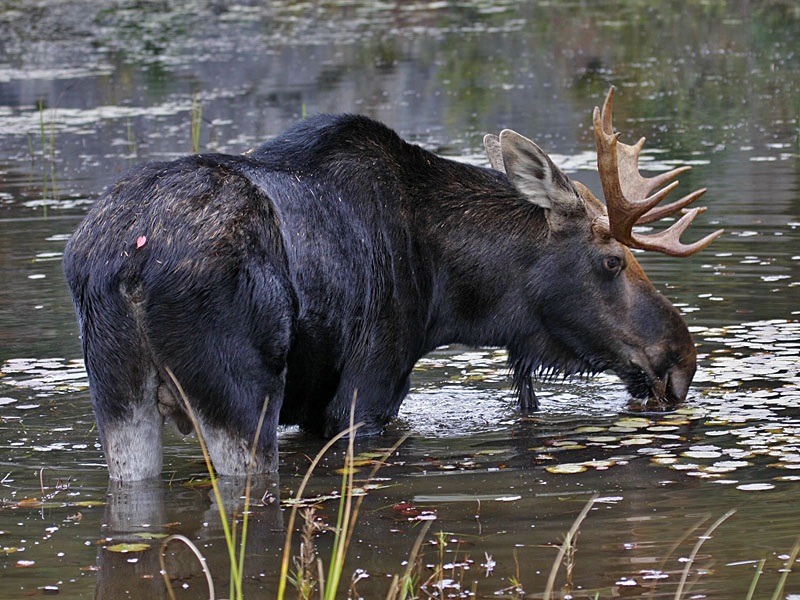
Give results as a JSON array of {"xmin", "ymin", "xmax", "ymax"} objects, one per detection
[
  {"xmin": 198, "ymin": 419, "xmax": 276, "ymax": 476},
  {"xmin": 80, "ymin": 291, "xmax": 164, "ymax": 481},
  {"xmin": 187, "ymin": 364, "xmax": 285, "ymax": 477},
  {"xmin": 93, "ymin": 368, "xmax": 164, "ymax": 481}
]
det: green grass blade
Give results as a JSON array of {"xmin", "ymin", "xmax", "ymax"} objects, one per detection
[
  {"xmin": 324, "ymin": 392, "xmax": 358, "ymax": 600},
  {"xmin": 236, "ymin": 395, "xmax": 270, "ymax": 596},
  {"xmin": 770, "ymin": 536, "xmax": 800, "ymax": 600},
  {"xmin": 745, "ymin": 557, "xmax": 766, "ymax": 600},
  {"xmin": 165, "ymin": 368, "xmax": 241, "ymax": 599}
]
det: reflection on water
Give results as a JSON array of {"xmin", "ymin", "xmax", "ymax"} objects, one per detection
[
  {"xmin": 2, "ymin": 319, "xmax": 800, "ymax": 597},
  {"xmin": 0, "ymin": 0, "xmax": 799, "ymax": 598}
]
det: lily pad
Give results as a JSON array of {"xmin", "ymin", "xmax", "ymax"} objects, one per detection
[
  {"xmin": 105, "ymin": 543, "xmax": 151, "ymax": 553},
  {"xmin": 545, "ymin": 463, "xmax": 587, "ymax": 474}
]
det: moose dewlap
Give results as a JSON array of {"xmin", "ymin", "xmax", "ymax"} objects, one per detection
[{"xmin": 64, "ymin": 88, "xmax": 722, "ymax": 481}]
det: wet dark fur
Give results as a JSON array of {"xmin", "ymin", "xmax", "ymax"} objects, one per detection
[{"xmin": 64, "ymin": 114, "xmax": 686, "ymax": 477}]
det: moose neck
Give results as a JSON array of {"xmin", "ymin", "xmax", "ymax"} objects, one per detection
[{"xmin": 408, "ymin": 156, "xmax": 551, "ymax": 351}]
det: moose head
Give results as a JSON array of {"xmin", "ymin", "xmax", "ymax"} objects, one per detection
[{"xmin": 482, "ymin": 87, "xmax": 723, "ymax": 410}]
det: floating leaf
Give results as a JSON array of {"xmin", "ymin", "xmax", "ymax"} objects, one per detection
[
  {"xmin": 736, "ymin": 483, "xmax": 775, "ymax": 492},
  {"xmin": 584, "ymin": 459, "xmax": 616, "ymax": 469},
  {"xmin": 682, "ymin": 450, "xmax": 722, "ymax": 459},
  {"xmin": 134, "ymin": 532, "xmax": 167, "ymax": 540},
  {"xmin": 614, "ymin": 417, "xmax": 652, "ymax": 428},
  {"xmin": 545, "ymin": 463, "xmax": 587, "ymax": 474},
  {"xmin": 182, "ymin": 478, "xmax": 213, "ymax": 489},
  {"xmin": 105, "ymin": 542, "xmax": 150, "ymax": 553},
  {"xmin": 620, "ymin": 437, "xmax": 653, "ymax": 446},
  {"xmin": 283, "ymin": 495, "xmax": 333, "ymax": 507},
  {"xmin": 768, "ymin": 462, "xmax": 800, "ymax": 470},
  {"xmin": 10, "ymin": 499, "xmax": 65, "ymax": 509},
  {"xmin": 392, "ymin": 503, "xmax": 420, "ymax": 517},
  {"xmin": 333, "ymin": 466, "xmax": 362, "ymax": 475},
  {"xmin": 353, "ymin": 451, "xmax": 387, "ymax": 460}
]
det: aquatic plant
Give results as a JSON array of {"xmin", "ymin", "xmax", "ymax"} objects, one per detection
[
  {"xmin": 127, "ymin": 117, "xmax": 138, "ymax": 166},
  {"xmin": 543, "ymin": 495, "xmax": 597, "ymax": 600},
  {"xmin": 159, "ymin": 377, "xmax": 412, "ymax": 600},
  {"xmin": 191, "ymin": 94, "xmax": 203, "ymax": 154},
  {"xmin": 36, "ymin": 100, "xmax": 59, "ymax": 218},
  {"xmin": 163, "ymin": 366, "xmax": 264, "ymax": 600}
]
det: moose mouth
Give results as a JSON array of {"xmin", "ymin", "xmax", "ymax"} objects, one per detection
[{"xmin": 617, "ymin": 363, "xmax": 691, "ymax": 412}]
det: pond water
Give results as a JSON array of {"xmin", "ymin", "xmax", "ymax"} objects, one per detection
[{"xmin": 1, "ymin": 0, "xmax": 799, "ymax": 598}]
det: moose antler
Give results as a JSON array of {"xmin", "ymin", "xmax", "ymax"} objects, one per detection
[{"xmin": 593, "ymin": 87, "xmax": 723, "ymax": 256}]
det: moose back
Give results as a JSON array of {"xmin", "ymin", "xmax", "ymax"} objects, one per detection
[{"xmin": 64, "ymin": 88, "xmax": 721, "ymax": 481}]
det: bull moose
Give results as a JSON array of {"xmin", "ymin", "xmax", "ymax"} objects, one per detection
[{"xmin": 63, "ymin": 88, "xmax": 722, "ymax": 481}]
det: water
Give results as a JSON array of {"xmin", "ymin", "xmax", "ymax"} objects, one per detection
[{"xmin": 1, "ymin": 1, "xmax": 799, "ymax": 598}]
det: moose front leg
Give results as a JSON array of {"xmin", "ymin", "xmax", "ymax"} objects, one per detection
[
  {"xmin": 511, "ymin": 363, "xmax": 539, "ymax": 413},
  {"xmin": 517, "ymin": 376, "xmax": 539, "ymax": 412}
]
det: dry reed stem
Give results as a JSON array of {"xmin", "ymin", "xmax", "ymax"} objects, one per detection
[
  {"xmin": 276, "ymin": 423, "xmax": 363, "ymax": 600},
  {"xmin": 159, "ymin": 533, "xmax": 215, "ymax": 600},
  {"xmin": 385, "ymin": 520, "xmax": 433, "ymax": 600},
  {"xmin": 543, "ymin": 494, "xmax": 597, "ymax": 600},
  {"xmin": 673, "ymin": 509, "xmax": 736, "ymax": 600},
  {"xmin": 645, "ymin": 514, "xmax": 711, "ymax": 600},
  {"xmin": 324, "ymin": 393, "xmax": 359, "ymax": 600}
]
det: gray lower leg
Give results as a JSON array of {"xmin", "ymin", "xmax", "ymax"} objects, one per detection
[
  {"xmin": 198, "ymin": 417, "xmax": 278, "ymax": 476},
  {"xmin": 102, "ymin": 401, "xmax": 163, "ymax": 481}
]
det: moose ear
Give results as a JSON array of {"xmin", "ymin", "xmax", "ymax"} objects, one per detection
[
  {"xmin": 483, "ymin": 133, "xmax": 505, "ymax": 172},
  {"xmin": 498, "ymin": 129, "xmax": 577, "ymax": 211}
]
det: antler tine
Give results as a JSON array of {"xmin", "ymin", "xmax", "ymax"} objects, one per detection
[
  {"xmin": 593, "ymin": 90, "xmax": 645, "ymax": 243},
  {"xmin": 636, "ymin": 188, "xmax": 707, "ymax": 224},
  {"xmin": 631, "ymin": 207, "xmax": 725, "ymax": 257},
  {"xmin": 594, "ymin": 86, "xmax": 722, "ymax": 256}
]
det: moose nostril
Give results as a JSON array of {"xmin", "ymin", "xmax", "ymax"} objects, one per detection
[{"xmin": 666, "ymin": 365, "xmax": 693, "ymax": 402}]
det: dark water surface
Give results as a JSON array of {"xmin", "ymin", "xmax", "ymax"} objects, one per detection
[{"xmin": 1, "ymin": 1, "xmax": 799, "ymax": 598}]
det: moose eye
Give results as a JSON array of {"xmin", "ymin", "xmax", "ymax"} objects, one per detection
[{"xmin": 603, "ymin": 255, "xmax": 623, "ymax": 274}]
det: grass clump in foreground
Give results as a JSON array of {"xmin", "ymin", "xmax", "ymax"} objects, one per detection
[
  {"xmin": 160, "ymin": 370, "xmax": 416, "ymax": 600},
  {"xmin": 157, "ymin": 368, "xmax": 800, "ymax": 599}
]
